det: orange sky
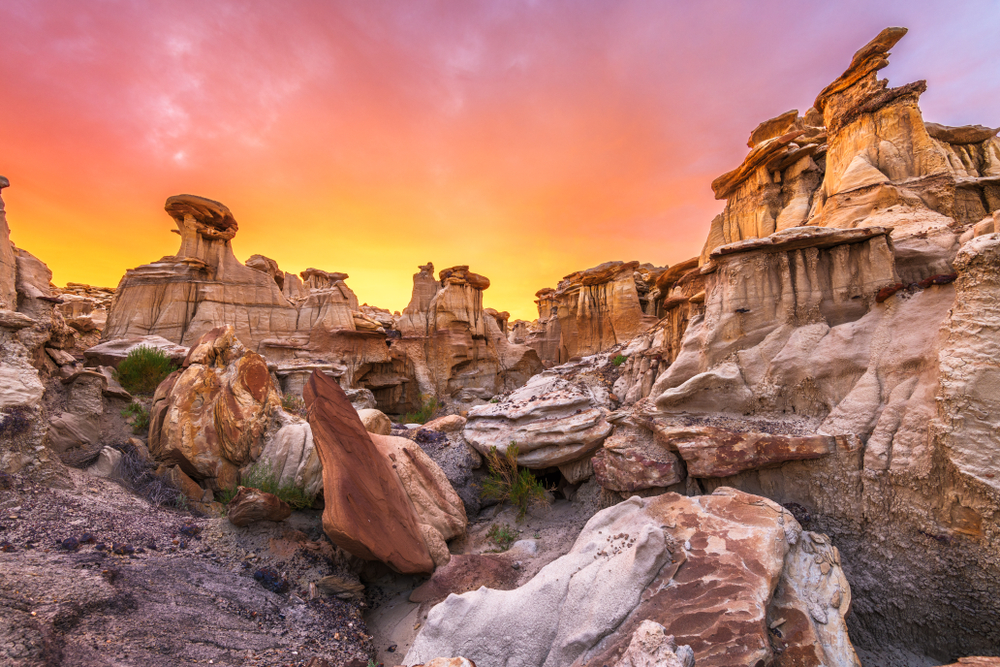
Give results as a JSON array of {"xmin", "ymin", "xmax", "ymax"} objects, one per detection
[{"xmin": 2, "ymin": 1, "xmax": 998, "ymax": 320}]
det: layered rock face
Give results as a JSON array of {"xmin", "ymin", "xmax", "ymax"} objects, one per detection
[
  {"xmin": 701, "ymin": 27, "xmax": 998, "ymax": 264},
  {"xmin": 395, "ymin": 263, "xmax": 542, "ymax": 405},
  {"xmin": 103, "ymin": 201, "xmax": 540, "ymax": 413},
  {"xmin": 585, "ymin": 28, "xmax": 1000, "ymax": 661},
  {"xmin": 464, "ymin": 369, "xmax": 613, "ymax": 470},
  {"xmin": 0, "ymin": 177, "xmax": 74, "ymax": 482},
  {"xmin": 519, "ymin": 261, "xmax": 664, "ymax": 365},
  {"xmin": 103, "ymin": 195, "xmax": 394, "ymax": 393},
  {"xmin": 305, "ymin": 370, "xmax": 466, "ymax": 574},
  {"xmin": 0, "ymin": 176, "xmax": 17, "ymax": 312},
  {"xmin": 405, "ymin": 489, "xmax": 858, "ymax": 667}
]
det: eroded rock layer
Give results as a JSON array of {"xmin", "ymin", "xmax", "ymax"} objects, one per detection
[
  {"xmin": 589, "ymin": 27, "xmax": 1000, "ymax": 661},
  {"xmin": 405, "ymin": 489, "xmax": 858, "ymax": 667}
]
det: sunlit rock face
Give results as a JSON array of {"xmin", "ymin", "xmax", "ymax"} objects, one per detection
[
  {"xmin": 581, "ymin": 28, "xmax": 1000, "ymax": 661},
  {"xmin": 102, "ymin": 201, "xmax": 539, "ymax": 412},
  {"xmin": 519, "ymin": 261, "xmax": 666, "ymax": 366},
  {"xmin": 100, "ymin": 195, "xmax": 399, "ymax": 401},
  {"xmin": 701, "ymin": 27, "xmax": 999, "ymax": 276},
  {"xmin": 394, "ymin": 263, "xmax": 542, "ymax": 406},
  {"xmin": 0, "ymin": 175, "xmax": 17, "ymax": 312}
]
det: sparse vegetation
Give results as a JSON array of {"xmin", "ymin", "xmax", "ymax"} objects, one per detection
[
  {"xmin": 114, "ymin": 346, "xmax": 177, "ymax": 395},
  {"xmin": 281, "ymin": 393, "xmax": 307, "ymax": 417},
  {"xmin": 110, "ymin": 441, "xmax": 184, "ymax": 508},
  {"xmin": 120, "ymin": 402, "xmax": 151, "ymax": 434},
  {"xmin": 0, "ymin": 406, "xmax": 32, "ymax": 437},
  {"xmin": 612, "ymin": 354, "xmax": 628, "ymax": 366},
  {"xmin": 480, "ymin": 443, "xmax": 547, "ymax": 521},
  {"xmin": 216, "ymin": 459, "xmax": 316, "ymax": 510},
  {"xmin": 403, "ymin": 394, "xmax": 440, "ymax": 424},
  {"xmin": 486, "ymin": 522, "xmax": 518, "ymax": 552}
]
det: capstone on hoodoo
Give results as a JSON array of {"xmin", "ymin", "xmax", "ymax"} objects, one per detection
[{"xmin": 101, "ymin": 196, "xmax": 540, "ymax": 413}]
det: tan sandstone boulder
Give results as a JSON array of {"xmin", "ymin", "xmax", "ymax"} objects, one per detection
[
  {"xmin": 358, "ymin": 408, "xmax": 392, "ymax": 435},
  {"xmin": 149, "ymin": 326, "xmax": 280, "ymax": 490},
  {"xmin": 370, "ymin": 433, "xmax": 467, "ymax": 567}
]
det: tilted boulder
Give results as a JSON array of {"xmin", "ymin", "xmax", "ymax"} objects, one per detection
[
  {"xmin": 370, "ymin": 432, "xmax": 467, "ymax": 568},
  {"xmin": 149, "ymin": 325, "xmax": 280, "ymax": 490},
  {"xmin": 305, "ymin": 370, "xmax": 465, "ymax": 574},
  {"xmin": 404, "ymin": 488, "xmax": 859, "ymax": 667}
]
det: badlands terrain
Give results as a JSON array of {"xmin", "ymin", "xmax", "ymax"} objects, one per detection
[{"xmin": 2, "ymin": 27, "xmax": 1000, "ymax": 667}]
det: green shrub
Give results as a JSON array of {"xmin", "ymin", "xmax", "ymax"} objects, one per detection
[
  {"xmin": 612, "ymin": 354, "xmax": 628, "ymax": 367},
  {"xmin": 480, "ymin": 444, "xmax": 547, "ymax": 521},
  {"xmin": 114, "ymin": 346, "xmax": 177, "ymax": 395},
  {"xmin": 281, "ymin": 394, "xmax": 306, "ymax": 417},
  {"xmin": 120, "ymin": 402, "xmax": 150, "ymax": 434},
  {"xmin": 403, "ymin": 394, "xmax": 440, "ymax": 424},
  {"xmin": 486, "ymin": 522, "xmax": 518, "ymax": 552},
  {"xmin": 217, "ymin": 460, "xmax": 316, "ymax": 510}
]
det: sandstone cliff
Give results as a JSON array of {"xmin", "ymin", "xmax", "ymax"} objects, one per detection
[
  {"xmin": 581, "ymin": 28, "xmax": 1000, "ymax": 661},
  {"xmin": 394, "ymin": 263, "xmax": 542, "ymax": 405},
  {"xmin": 518, "ymin": 261, "xmax": 665, "ymax": 365}
]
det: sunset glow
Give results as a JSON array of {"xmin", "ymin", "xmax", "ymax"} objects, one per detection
[{"xmin": 2, "ymin": 0, "xmax": 998, "ymax": 319}]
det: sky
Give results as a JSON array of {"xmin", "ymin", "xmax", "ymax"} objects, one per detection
[{"xmin": 1, "ymin": 1, "xmax": 998, "ymax": 320}]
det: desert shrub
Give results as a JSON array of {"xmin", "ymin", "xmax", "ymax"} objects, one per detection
[
  {"xmin": 612, "ymin": 354, "xmax": 628, "ymax": 366},
  {"xmin": 111, "ymin": 442, "xmax": 183, "ymax": 508},
  {"xmin": 114, "ymin": 346, "xmax": 177, "ymax": 395},
  {"xmin": 120, "ymin": 402, "xmax": 150, "ymax": 434},
  {"xmin": 281, "ymin": 394, "xmax": 307, "ymax": 417},
  {"xmin": 218, "ymin": 460, "xmax": 315, "ymax": 510},
  {"xmin": 403, "ymin": 394, "xmax": 440, "ymax": 424},
  {"xmin": 480, "ymin": 443, "xmax": 547, "ymax": 521},
  {"xmin": 486, "ymin": 522, "xmax": 518, "ymax": 552},
  {"xmin": 0, "ymin": 406, "xmax": 32, "ymax": 437}
]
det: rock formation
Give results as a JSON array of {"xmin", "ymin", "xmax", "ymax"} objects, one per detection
[
  {"xmin": 463, "ymin": 372, "xmax": 613, "ymax": 469},
  {"xmin": 395, "ymin": 263, "xmax": 542, "ymax": 406},
  {"xmin": 149, "ymin": 325, "xmax": 281, "ymax": 490},
  {"xmin": 304, "ymin": 370, "xmax": 466, "ymax": 574},
  {"xmin": 582, "ymin": 27, "xmax": 1000, "ymax": 660},
  {"xmin": 518, "ymin": 261, "xmax": 665, "ymax": 365},
  {"xmin": 0, "ymin": 177, "xmax": 73, "ymax": 483},
  {"xmin": 103, "ymin": 195, "xmax": 397, "ymax": 397},
  {"xmin": 226, "ymin": 485, "xmax": 292, "ymax": 526},
  {"xmin": 404, "ymin": 488, "xmax": 859, "ymax": 667},
  {"xmin": 102, "ymin": 200, "xmax": 540, "ymax": 413}
]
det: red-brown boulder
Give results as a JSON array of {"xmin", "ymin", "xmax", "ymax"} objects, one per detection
[
  {"xmin": 304, "ymin": 370, "xmax": 435, "ymax": 574},
  {"xmin": 227, "ymin": 486, "xmax": 291, "ymax": 527}
]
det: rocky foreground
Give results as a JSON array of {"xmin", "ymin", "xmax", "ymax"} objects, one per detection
[{"xmin": 2, "ymin": 26, "xmax": 1000, "ymax": 667}]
